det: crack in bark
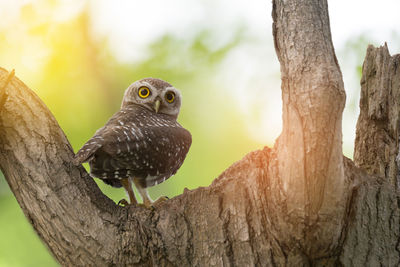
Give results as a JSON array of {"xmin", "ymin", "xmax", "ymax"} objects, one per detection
[
  {"xmin": 219, "ymin": 195, "xmax": 235, "ymax": 266},
  {"xmin": 181, "ymin": 209, "xmax": 194, "ymax": 265}
]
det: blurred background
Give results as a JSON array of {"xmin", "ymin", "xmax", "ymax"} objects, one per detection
[{"xmin": 0, "ymin": 0, "xmax": 399, "ymax": 266}]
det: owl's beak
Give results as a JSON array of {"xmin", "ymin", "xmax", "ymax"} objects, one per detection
[{"xmin": 154, "ymin": 99, "xmax": 161, "ymax": 113}]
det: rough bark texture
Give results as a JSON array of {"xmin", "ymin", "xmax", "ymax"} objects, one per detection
[
  {"xmin": 1, "ymin": 1, "xmax": 400, "ymax": 266},
  {"xmin": 354, "ymin": 44, "xmax": 400, "ymax": 189},
  {"xmin": 272, "ymin": 0, "xmax": 348, "ymax": 258},
  {"xmin": 342, "ymin": 44, "xmax": 400, "ymax": 266}
]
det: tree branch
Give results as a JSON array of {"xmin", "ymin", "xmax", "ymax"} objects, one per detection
[
  {"xmin": 271, "ymin": 0, "xmax": 349, "ymax": 257},
  {"xmin": 354, "ymin": 44, "xmax": 400, "ymax": 189},
  {"xmin": 0, "ymin": 67, "xmax": 121, "ymax": 265},
  {"xmin": 0, "ymin": 69, "xmax": 14, "ymax": 109},
  {"xmin": 0, "ymin": 67, "xmax": 278, "ymax": 265}
]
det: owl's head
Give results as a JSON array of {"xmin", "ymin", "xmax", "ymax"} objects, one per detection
[{"xmin": 121, "ymin": 78, "xmax": 182, "ymax": 119}]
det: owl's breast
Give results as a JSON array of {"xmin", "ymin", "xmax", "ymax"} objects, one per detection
[
  {"xmin": 89, "ymin": 110, "xmax": 191, "ymax": 188},
  {"xmin": 133, "ymin": 122, "xmax": 191, "ymax": 187}
]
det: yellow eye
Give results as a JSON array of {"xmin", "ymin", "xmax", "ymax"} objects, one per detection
[
  {"xmin": 138, "ymin": 87, "xmax": 150, "ymax": 98},
  {"xmin": 165, "ymin": 92, "xmax": 175, "ymax": 103}
]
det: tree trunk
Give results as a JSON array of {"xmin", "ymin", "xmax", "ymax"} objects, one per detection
[
  {"xmin": 1, "ymin": 0, "xmax": 400, "ymax": 266},
  {"xmin": 354, "ymin": 44, "xmax": 400, "ymax": 188},
  {"xmin": 272, "ymin": 0, "xmax": 348, "ymax": 259},
  {"xmin": 344, "ymin": 44, "xmax": 400, "ymax": 266}
]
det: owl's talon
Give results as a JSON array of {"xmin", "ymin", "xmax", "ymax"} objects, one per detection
[{"xmin": 118, "ymin": 199, "xmax": 130, "ymax": 206}]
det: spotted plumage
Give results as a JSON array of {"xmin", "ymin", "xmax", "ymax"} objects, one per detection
[{"xmin": 74, "ymin": 78, "xmax": 191, "ymax": 206}]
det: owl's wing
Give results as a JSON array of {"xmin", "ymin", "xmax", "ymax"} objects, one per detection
[
  {"xmin": 73, "ymin": 108, "xmax": 134, "ymax": 165},
  {"xmin": 73, "ymin": 127, "xmax": 106, "ymax": 165},
  {"xmin": 74, "ymin": 122, "xmax": 142, "ymax": 166}
]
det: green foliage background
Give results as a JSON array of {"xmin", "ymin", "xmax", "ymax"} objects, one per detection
[{"xmin": 0, "ymin": 6, "xmax": 264, "ymax": 267}]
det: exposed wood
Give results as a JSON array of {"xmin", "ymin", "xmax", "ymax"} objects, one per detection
[
  {"xmin": 354, "ymin": 44, "xmax": 400, "ymax": 189},
  {"xmin": 271, "ymin": 0, "xmax": 348, "ymax": 257}
]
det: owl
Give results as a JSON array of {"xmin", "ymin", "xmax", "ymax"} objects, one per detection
[{"xmin": 74, "ymin": 78, "xmax": 192, "ymax": 207}]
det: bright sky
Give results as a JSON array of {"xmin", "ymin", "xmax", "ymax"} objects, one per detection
[
  {"xmin": 90, "ymin": 0, "xmax": 400, "ymax": 156},
  {"xmin": 330, "ymin": 0, "xmax": 400, "ymax": 50},
  {"xmin": 86, "ymin": 0, "xmax": 400, "ymax": 57},
  {"xmin": 1, "ymin": 0, "xmax": 399, "ymax": 156}
]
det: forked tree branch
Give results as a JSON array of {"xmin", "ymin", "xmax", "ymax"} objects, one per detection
[{"xmin": 0, "ymin": 67, "xmax": 279, "ymax": 265}]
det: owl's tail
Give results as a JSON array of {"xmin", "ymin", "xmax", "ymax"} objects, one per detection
[
  {"xmin": 73, "ymin": 150, "xmax": 93, "ymax": 165},
  {"xmin": 73, "ymin": 136, "xmax": 103, "ymax": 165}
]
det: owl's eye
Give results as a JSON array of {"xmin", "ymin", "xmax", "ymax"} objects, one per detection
[
  {"xmin": 165, "ymin": 92, "xmax": 175, "ymax": 103},
  {"xmin": 138, "ymin": 87, "xmax": 150, "ymax": 98}
]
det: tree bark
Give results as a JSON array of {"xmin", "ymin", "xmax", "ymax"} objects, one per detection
[
  {"xmin": 354, "ymin": 44, "xmax": 400, "ymax": 188},
  {"xmin": 342, "ymin": 44, "xmax": 400, "ymax": 266},
  {"xmin": 1, "ymin": 1, "xmax": 400, "ymax": 266},
  {"xmin": 272, "ymin": 0, "xmax": 348, "ymax": 258}
]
